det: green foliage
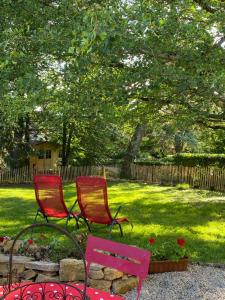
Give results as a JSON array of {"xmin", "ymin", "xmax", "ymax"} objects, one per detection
[
  {"xmin": 176, "ymin": 183, "xmax": 190, "ymax": 190},
  {"xmin": 173, "ymin": 153, "xmax": 225, "ymax": 167},
  {"xmin": 47, "ymin": 233, "xmax": 87, "ymax": 262},
  {"xmin": 147, "ymin": 237, "xmax": 188, "ymax": 261},
  {"xmin": 136, "ymin": 153, "xmax": 225, "ymax": 167},
  {"xmin": 0, "ymin": 0, "xmax": 225, "ymax": 167},
  {"xmin": 134, "ymin": 160, "xmax": 171, "ymax": 166}
]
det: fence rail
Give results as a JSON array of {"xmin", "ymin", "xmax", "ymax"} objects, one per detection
[
  {"xmin": 0, "ymin": 164, "xmax": 225, "ymax": 192},
  {"xmin": 130, "ymin": 164, "xmax": 225, "ymax": 192},
  {"xmin": 0, "ymin": 165, "xmax": 105, "ymax": 184}
]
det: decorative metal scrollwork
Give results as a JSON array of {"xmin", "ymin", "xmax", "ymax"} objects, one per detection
[{"xmin": 1, "ymin": 223, "xmax": 89, "ymax": 300}]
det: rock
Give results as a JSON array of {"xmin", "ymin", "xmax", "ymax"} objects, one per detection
[
  {"xmin": 0, "ymin": 277, "xmax": 7, "ymax": 285},
  {"xmin": 0, "ymin": 255, "xmax": 32, "ymax": 276},
  {"xmin": 21, "ymin": 269, "xmax": 37, "ymax": 280},
  {"xmin": 89, "ymin": 269, "xmax": 104, "ymax": 280},
  {"xmin": 0, "ymin": 276, "xmax": 18, "ymax": 284},
  {"xmin": 89, "ymin": 279, "xmax": 112, "ymax": 292},
  {"xmin": 21, "ymin": 279, "xmax": 34, "ymax": 283},
  {"xmin": 3, "ymin": 240, "xmax": 23, "ymax": 254},
  {"xmin": 112, "ymin": 276, "xmax": 138, "ymax": 294},
  {"xmin": 0, "ymin": 263, "xmax": 8, "ymax": 276},
  {"xmin": 90, "ymin": 263, "xmax": 103, "ymax": 271},
  {"xmin": 11, "ymin": 263, "xmax": 25, "ymax": 274},
  {"xmin": 104, "ymin": 267, "xmax": 123, "ymax": 281},
  {"xmin": 25, "ymin": 261, "xmax": 59, "ymax": 272},
  {"xmin": 0, "ymin": 262, "xmax": 25, "ymax": 276},
  {"xmin": 0, "ymin": 254, "xmax": 32, "ymax": 264},
  {"xmin": 39, "ymin": 271, "xmax": 58, "ymax": 276},
  {"xmin": 35, "ymin": 274, "xmax": 59, "ymax": 283},
  {"xmin": 59, "ymin": 259, "xmax": 85, "ymax": 282}
]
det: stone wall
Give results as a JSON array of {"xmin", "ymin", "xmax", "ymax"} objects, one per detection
[{"xmin": 0, "ymin": 254, "xmax": 138, "ymax": 295}]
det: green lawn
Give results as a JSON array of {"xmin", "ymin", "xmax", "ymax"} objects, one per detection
[{"xmin": 0, "ymin": 182, "xmax": 225, "ymax": 263}]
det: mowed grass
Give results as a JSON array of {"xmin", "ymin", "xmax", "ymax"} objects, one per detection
[{"xmin": 0, "ymin": 182, "xmax": 225, "ymax": 263}]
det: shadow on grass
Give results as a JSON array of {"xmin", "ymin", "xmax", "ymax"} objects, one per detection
[{"xmin": 1, "ymin": 182, "xmax": 225, "ymax": 263}]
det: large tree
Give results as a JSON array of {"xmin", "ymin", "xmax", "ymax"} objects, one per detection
[{"xmin": 0, "ymin": 1, "xmax": 224, "ymax": 170}]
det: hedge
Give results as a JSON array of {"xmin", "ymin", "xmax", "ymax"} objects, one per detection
[
  {"xmin": 172, "ymin": 153, "xmax": 225, "ymax": 167},
  {"xmin": 135, "ymin": 153, "xmax": 225, "ymax": 167}
]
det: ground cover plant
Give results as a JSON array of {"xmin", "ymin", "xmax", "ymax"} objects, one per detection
[{"xmin": 0, "ymin": 182, "xmax": 225, "ymax": 263}]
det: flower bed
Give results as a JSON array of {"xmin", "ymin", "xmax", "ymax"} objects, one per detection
[{"xmin": 147, "ymin": 237, "xmax": 189, "ymax": 273}]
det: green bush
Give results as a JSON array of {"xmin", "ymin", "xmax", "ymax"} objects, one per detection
[
  {"xmin": 135, "ymin": 153, "xmax": 225, "ymax": 167},
  {"xmin": 172, "ymin": 153, "xmax": 225, "ymax": 167},
  {"xmin": 134, "ymin": 160, "xmax": 172, "ymax": 166},
  {"xmin": 176, "ymin": 183, "xmax": 190, "ymax": 190}
]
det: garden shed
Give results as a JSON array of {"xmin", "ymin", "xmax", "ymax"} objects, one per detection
[{"xmin": 29, "ymin": 142, "xmax": 61, "ymax": 171}]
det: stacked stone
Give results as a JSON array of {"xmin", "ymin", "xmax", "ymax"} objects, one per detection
[
  {"xmin": 0, "ymin": 253, "xmax": 138, "ymax": 295},
  {"xmin": 60, "ymin": 258, "xmax": 138, "ymax": 294}
]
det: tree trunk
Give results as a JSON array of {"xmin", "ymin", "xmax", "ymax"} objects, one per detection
[
  {"xmin": 65, "ymin": 127, "xmax": 73, "ymax": 165},
  {"xmin": 61, "ymin": 121, "xmax": 67, "ymax": 166},
  {"xmin": 24, "ymin": 114, "xmax": 30, "ymax": 143},
  {"xmin": 61, "ymin": 121, "xmax": 74, "ymax": 166},
  {"xmin": 121, "ymin": 124, "xmax": 146, "ymax": 178}
]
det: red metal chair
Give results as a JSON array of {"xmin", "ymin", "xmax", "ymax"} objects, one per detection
[
  {"xmin": 76, "ymin": 176, "xmax": 132, "ymax": 236},
  {"xmin": 33, "ymin": 175, "xmax": 80, "ymax": 228},
  {"xmin": 85, "ymin": 235, "xmax": 151, "ymax": 300}
]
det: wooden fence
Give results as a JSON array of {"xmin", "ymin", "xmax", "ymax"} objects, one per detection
[
  {"xmin": 0, "ymin": 164, "xmax": 225, "ymax": 192},
  {"xmin": 0, "ymin": 165, "xmax": 106, "ymax": 184},
  {"xmin": 130, "ymin": 164, "xmax": 225, "ymax": 192}
]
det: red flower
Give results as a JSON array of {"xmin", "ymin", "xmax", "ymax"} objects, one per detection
[
  {"xmin": 177, "ymin": 238, "xmax": 185, "ymax": 247},
  {"xmin": 0, "ymin": 237, "xmax": 4, "ymax": 243},
  {"xmin": 28, "ymin": 239, "xmax": 33, "ymax": 245},
  {"xmin": 149, "ymin": 238, "xmax": 156, "ymax": 245}
]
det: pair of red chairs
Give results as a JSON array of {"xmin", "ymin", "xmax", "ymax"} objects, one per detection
[{"xmin": 33, "ymin": 175, "xmax": 132, "ymax": 236}]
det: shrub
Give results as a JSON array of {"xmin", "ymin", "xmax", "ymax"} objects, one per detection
[
  {"xmin": 176, "ymin": 183, "xmax": 190, "ymax": 190},
  {"xmin": 135, "ymin": 153, "xmax": 225, "ymax": 167},
  {"xmin": 147, "ymin": 237, "xmax": 188, "ymax": 261},
  {"xmin": 172, "ymin": 153, "xmax": 225, "ymax": 167},
  {"xmin": 134, "ymin": 160, "xmax": 171, "ymax": 166}
]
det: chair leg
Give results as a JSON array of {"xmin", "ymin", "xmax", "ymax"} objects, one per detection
[
  {"xmin": 130, "ymin": 221, "xmax": 134, "ymax": 229},
  {"xmin": 33, "ymin": 209, "xmax": 40, "ymax": 224},
  {"xmin": 108, "ymin": 224, "xmax": 113, "ymax": 240},
  {"xmin": 75, "ymin": 217, "xmax": 80, "ymax": 229},
  {"xmin": 136, "ymin": 279, "xmax": 143, "ymax": 300},
  {"xmin": 109, "ymin": 221, "xmax": 123, "ymax": 238},
  {"xmin": 84, "ymin": 218, "xmax": 91, "ymax": 232},
  {"xmin": 73, "ymin": 215, "xmax": 80, "ymax": 229},
  {"xmin": 31, "ymin": 209, "xmax": 40, "ymax": 238},
  {"xmin": 118, "ymin": 223, "xmax": 123, "ymax": 237},
  {"xmin": 65, "ymin": 216, "xmax": 70, "ymax": 228}
]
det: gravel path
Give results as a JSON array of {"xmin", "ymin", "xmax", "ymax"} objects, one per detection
[{"xmin": 125, "ymin": 264, "xmax": 225, "ymax": 300}]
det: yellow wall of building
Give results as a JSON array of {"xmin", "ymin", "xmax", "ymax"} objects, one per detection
[{"xmin": 29, "ymin": 143, "xmax": 60, "ymax": 170}]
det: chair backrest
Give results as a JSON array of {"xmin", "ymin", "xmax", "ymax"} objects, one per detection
[
  {"xmin": 76, "ymin": 176, "xmax": 113, "ymax": 224},
  {"xmin": 33, "ymin": 175, "xmax": 69, "ymax": 218},
  {"xmin": 85, "ymin": 235, "xmax": 150, "ymax": 300},
  {"xmin": 3, "ymin": 223, "xmax": 88, "ymax": 300}
]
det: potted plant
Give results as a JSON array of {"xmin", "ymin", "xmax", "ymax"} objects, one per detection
[{"xmin": 147, "ymin": 237, "xmax": 188, "ymax": 273}]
